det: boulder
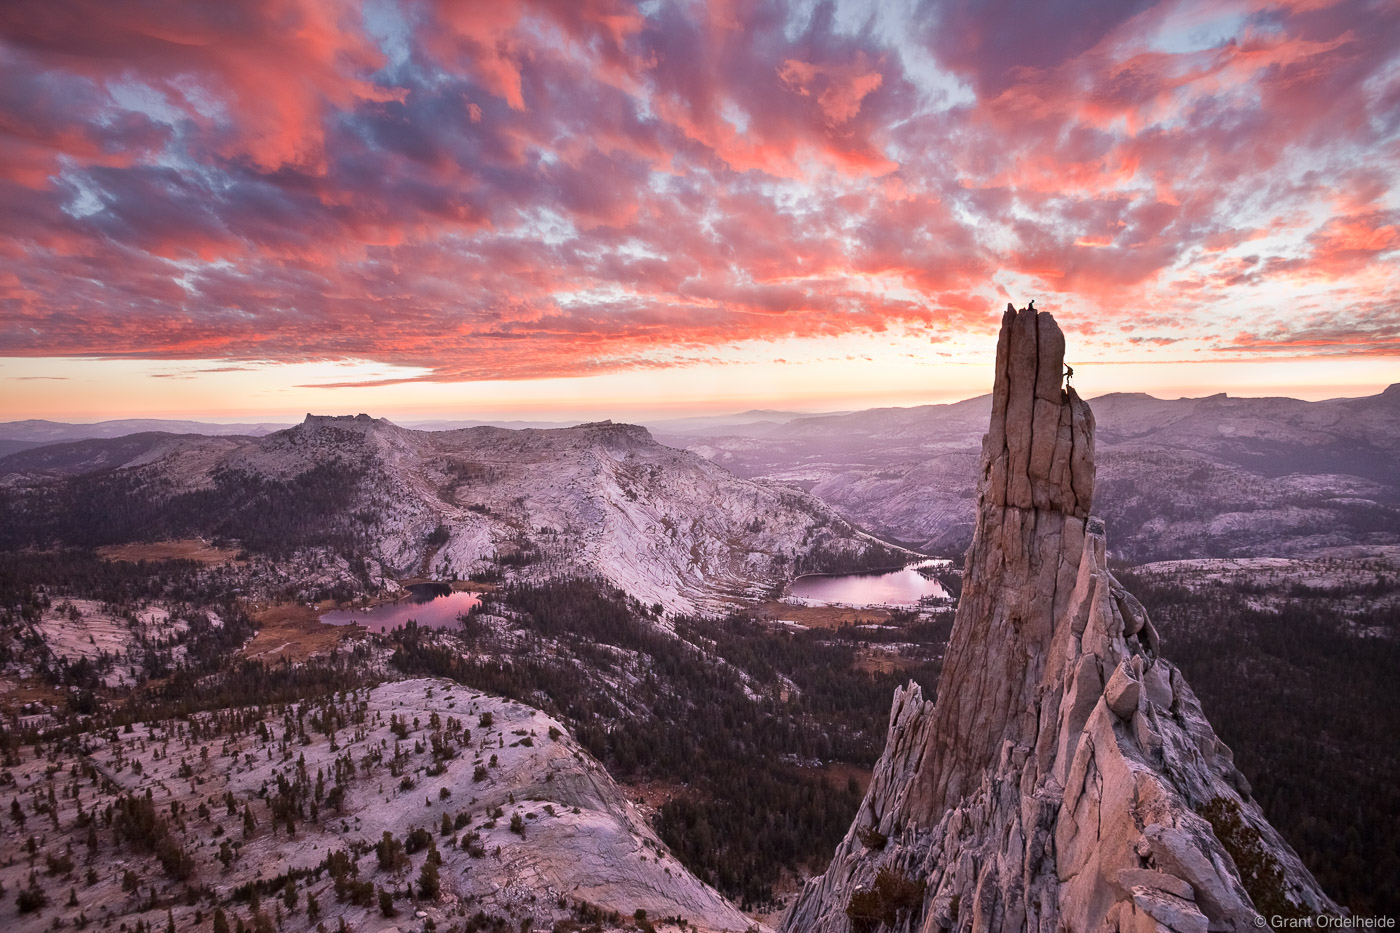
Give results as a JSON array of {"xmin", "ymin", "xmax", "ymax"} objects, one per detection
[{"xmin": 1105, "ymin": 660, "xmax": 1142, "ymax": 719}]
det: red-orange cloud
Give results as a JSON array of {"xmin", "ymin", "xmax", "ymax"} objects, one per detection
[{"xmin": 0, "ymin": 0, "xmax": 1397, "ymax": 383}]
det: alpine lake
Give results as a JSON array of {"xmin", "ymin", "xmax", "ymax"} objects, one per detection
[{"xmin": 319, "ymin": 582, "xmax": 481, "ymax": 633}]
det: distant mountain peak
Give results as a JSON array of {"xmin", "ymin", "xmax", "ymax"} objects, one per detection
[
  {"xmin": 301, "ymin": 412, "xmax": 385, "ymax": 426},
  {"xmin": 572, "ymin": 419, "xmax": 653, "ymax": 440},
  {"xmin": 284, "ymin": 413, "xmax": 405, "ymax": 444}
]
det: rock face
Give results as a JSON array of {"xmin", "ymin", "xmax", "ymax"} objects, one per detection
[{"xmin": 783, "ymin": 306, "xmax": 1337, "ymax": 932}]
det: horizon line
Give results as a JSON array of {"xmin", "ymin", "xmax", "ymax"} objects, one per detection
[{"xmin": 3, "ymin": 382, "xmax": 1395, "ymax": 428}]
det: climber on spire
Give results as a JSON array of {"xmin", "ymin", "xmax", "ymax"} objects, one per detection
[
  {"xmin": 1027, "ymin": 299, "xmax": 1036, "ymax": 312},
  {"xmin": 1064, "ymin": 363, "xmax": 1074, "ymax": 384}
]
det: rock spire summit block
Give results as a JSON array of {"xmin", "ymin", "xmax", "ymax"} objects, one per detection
[
  {"xmin": 782, "ymin": 304, "xmax": 1337, "ymax": 933},
  {"xmin": 984, "ymin": 303, "xmax": 1093, "ymax": 516}
]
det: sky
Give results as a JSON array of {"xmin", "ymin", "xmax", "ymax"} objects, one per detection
[{"xmin": 1, "ymin": 0, "xmax": 1398, "ymax": 423}]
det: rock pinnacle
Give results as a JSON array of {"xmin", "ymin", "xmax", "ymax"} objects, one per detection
[{"xmin": 782, "ymin": 304, "xmax": 1337, "ymax": 933}]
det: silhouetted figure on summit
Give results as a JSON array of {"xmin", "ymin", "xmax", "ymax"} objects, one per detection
[{"xmin": 1027, "ymin": 300, "xmax": 1036, "ymax": 312}]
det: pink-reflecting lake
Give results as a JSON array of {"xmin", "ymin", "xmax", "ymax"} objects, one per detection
[
  {"xmin": 320, "ymin": 584, "xmax": 480, "ymax": 633},
  {"xmin": 786, "ymin": 562, "xmax": 950, "ymax": 608}
]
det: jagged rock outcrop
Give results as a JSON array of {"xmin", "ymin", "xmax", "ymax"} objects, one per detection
[{"xmin": 783, "ymin": 306, "xmax": 1337, "ymax": 932}]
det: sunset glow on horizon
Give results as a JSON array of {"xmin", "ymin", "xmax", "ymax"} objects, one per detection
[{"xmin": 2, "ymin": 0, "xmax": 1398, "ymax": 422}]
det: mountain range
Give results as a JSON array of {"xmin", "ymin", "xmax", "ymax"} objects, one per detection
[
  {"xmin": 7, "ymin": 386, "xmax": 1396, "ymax": 566},
  {"xmin": 0, "ymin": 414, "xmax": 896, "ymax": 612},
  {"xmin": 656, "ymin": 386, "xmax": 1400, "ymax": 562}
]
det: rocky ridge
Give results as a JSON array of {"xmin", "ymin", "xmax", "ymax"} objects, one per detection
[
  {"xmin": 0, "ymin": 677, "xmax": 753, "ymax": 933},
  {"xmin": 783, "ymin": 306, "xmax": 1336, "ymax": 932}
]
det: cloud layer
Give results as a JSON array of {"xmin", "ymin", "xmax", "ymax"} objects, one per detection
[{"xmin": 1, "ymin": 0, "xmax": 1397, "ymax": 385}]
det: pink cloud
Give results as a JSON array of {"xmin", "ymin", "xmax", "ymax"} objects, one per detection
[
  {"xmin": 778, "ymin": 56, "xmax": 885, "ymax": 125},
  {"xmin": 0, "ymin": 0, "xmax": 1396, "ymax": 387}
]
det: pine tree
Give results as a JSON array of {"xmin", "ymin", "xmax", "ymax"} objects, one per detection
[{"xmin": 417, "ymin": 857, "xmax": 440, "ymax": 900}]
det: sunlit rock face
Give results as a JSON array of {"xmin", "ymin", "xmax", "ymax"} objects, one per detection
[{"xmin": 783, "ymin": 306, "xmax": 1337, "ymax": 933}]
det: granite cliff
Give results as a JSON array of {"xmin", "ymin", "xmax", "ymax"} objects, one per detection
[{"xmin": 783, "ymin": 306, "xmax": 1337, "ymax": 932}]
